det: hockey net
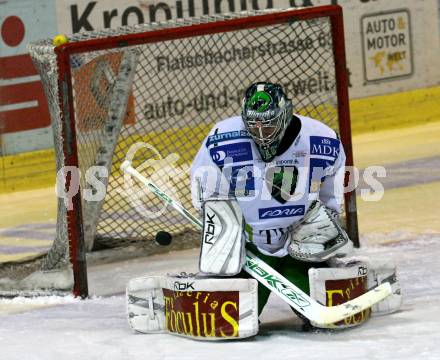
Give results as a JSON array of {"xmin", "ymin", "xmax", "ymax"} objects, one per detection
[{"xmin": 1, "ymin": 5, "xmax": 357, "ymax": 297}]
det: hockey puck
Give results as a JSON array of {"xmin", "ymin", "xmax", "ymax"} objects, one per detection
[{"xmin": 155, "ymin": 231, "xmax": 172, "ymax": 246}]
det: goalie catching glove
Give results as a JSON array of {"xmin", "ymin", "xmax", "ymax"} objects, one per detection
[{"xmin": 288, "ymin": 200, "xmax": 353, "ymax": 262}]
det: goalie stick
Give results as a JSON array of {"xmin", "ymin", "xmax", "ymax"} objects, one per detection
[{"xmin": 121, "ymin": 160, "xmax": 391, "ymax": 326}]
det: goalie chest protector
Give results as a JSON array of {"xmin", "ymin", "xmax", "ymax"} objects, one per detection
[{"xmin": 191, "ymin": 114, "xmax": 345, "ymax": 257}]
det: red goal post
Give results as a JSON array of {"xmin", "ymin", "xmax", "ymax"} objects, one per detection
[{"xmin": 20, "ymin": 5, "xmax": 358, "ymax": 298}]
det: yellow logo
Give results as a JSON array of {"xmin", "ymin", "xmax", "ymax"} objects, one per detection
[{"xmin": 370, "ymin": 51, "xmax": 406, "ymax": 75}]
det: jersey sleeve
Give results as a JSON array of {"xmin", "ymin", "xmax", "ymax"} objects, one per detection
[
  {"xmin": 318, "ymin": 140, "xmax": 346, "ymax": 214},
  {"xmin": 190, "ymin": 136, "xmax": 232, "ymax": 211}
]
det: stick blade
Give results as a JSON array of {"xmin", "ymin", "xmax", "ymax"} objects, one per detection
[{"xmin": 315, "ymin": 282, "xmax": 392, "ymax": 325}]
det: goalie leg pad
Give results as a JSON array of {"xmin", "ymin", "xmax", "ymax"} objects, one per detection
[
  {"xmin": 329, "ymin": 256, "xmax": 402, "ymax": 316},
  {"xmin": 368, "ymin": 259, "xmax": 402, "ymax": 315},
  {"xmin": 308, "ymin": 261, "xmax": 372, "ymax": 329},
  {"xmin": 200, "ymin": 200, "xmax": 245, "ymax": 275},
  {"xmin": 127, "ymin": 274, "xmax": 258, "ymax": 340}
]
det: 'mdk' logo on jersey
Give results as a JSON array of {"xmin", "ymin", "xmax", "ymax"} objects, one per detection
[
  {"xmin": 259, "ymin": 205, "xmax": 305, "ymax": 219},
  {"xmin": 310, "ymin": 136, "xmax": 340, "ymax": 159}
]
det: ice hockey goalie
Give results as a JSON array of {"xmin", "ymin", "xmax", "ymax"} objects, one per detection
[
  {"xmin": 126, "ymin": 82, "xmax": 401, "ymax": 340},
  {"xmin": 190, "ymin": 82, "xmax": 401, "ymax": 329}
]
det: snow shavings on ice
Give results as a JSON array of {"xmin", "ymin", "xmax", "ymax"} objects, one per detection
[{"xmin": 0, "ymin": 295, "xmax": 80, "ymax": 306}]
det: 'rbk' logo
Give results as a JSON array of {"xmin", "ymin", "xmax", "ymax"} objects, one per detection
[
  {"xmin": 204, "ymin": 212, "xmax": 216, "ymax": 244},
  {"xmin": 259, "ymin": 205, "xmax": 305, "ymax": 219},
  {"xmin": 174, "ymin": 281, "xmax": 195, "ymax": 291},
  {"xmin": 358, "ymin": 266, "xmax": 368, "ymax": 276}
]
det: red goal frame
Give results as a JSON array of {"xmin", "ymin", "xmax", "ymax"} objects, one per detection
[{"xmin": 54, "ymin": 5, "xmax": 358, "ymax": 298}]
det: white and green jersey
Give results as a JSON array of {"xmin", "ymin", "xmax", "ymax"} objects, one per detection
[{"xmin": 191, "ymin": 114, "xmax": 346, "ymax": 257}]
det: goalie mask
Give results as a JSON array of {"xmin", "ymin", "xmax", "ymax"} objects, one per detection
[{"xmin": 241, "ymin": 82, "xmax": 293, "ymax": 162}]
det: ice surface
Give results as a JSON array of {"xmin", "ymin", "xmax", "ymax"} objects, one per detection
[{"xmin": 0, "ymin": 234, "xmax": 439, "ymax": 360}]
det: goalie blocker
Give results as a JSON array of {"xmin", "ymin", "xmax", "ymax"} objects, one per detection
[{"xmin": 199, "ymin": 200, "xmax": 246, "ymax": 275}]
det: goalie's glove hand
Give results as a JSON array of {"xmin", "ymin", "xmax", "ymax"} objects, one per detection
[{"xmin": 287, "ymin": 200, "xmax": 352, "ymax": 262}]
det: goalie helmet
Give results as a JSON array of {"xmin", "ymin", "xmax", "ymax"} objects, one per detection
[{"xmin": 241, "ymin": 82, "xmax": 293, "ymax": 162}]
